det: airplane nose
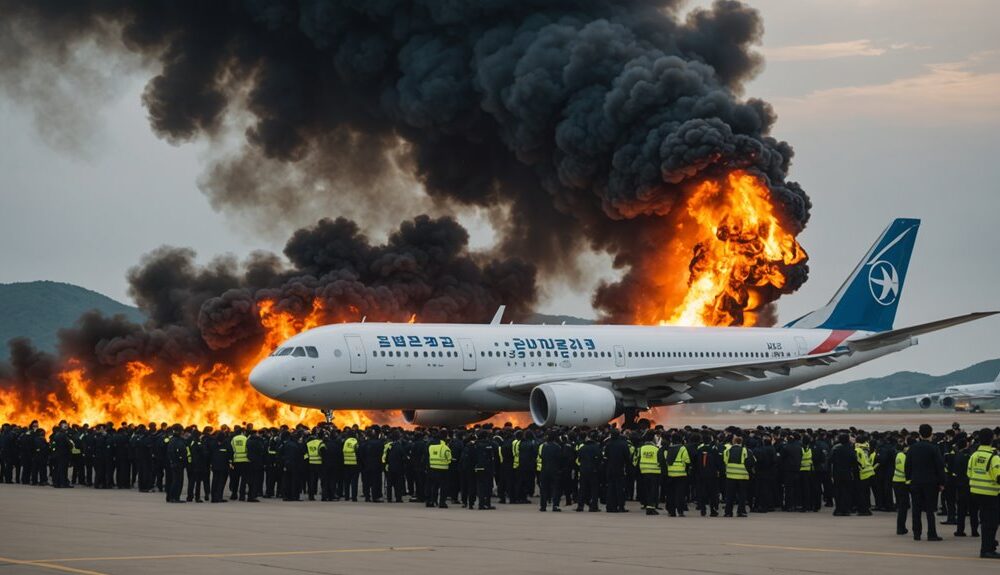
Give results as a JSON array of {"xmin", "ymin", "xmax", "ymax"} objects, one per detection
[{"xmin": 249, "ymin": 360, "xmax": 283, "ymax": 399}]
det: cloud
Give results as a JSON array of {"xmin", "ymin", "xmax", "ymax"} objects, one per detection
[
  {"xmin": 772, "ymin": 52, "xmax": 1000, "ymax": 124},
  {"xmin": 762, "ymin": 39, "xmax": 887, "ymax": 62}
]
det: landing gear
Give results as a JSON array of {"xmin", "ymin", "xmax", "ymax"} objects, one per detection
[{"xmin": 323, "ymin": 409, "xmax": 333, "ymax": 423}]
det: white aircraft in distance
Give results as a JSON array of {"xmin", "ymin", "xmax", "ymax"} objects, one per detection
[
  {"xmin": 740, "ymin": 404, "xmax": 768, "ymax": 414},
  {"xmin": 250, "ymin": 219, "xmax": 998, "ymax": 427},
  {"xmin": 872, "ymin": 371, "xmax": 1000, "ymax": 412},
  {"xmin": 793, "ymin": 396, "xmax": 848, "ymax": 413}
]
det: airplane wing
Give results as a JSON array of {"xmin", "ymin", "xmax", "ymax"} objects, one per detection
[
  {"xmin": 485, "ymin": 349, "xmax": 848, "ymax": 398},
  {"xmin": 879, "ymin": 392, "xmax": 942, "ymax": 403},
  {"xmin": 847, "ymin": 312, "xmax": 998, "ymax": 351}
]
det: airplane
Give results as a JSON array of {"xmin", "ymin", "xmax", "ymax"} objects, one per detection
[
  {"xmin": 739, "ymin": 404, "xmax": 768, "ymax": 414},
  {"xmin": 793, "ymin": 396, "xmax": 848, "ymax": 413},
  {"xmin": 871, "ymin": 371, "xmax": 1000, "ymax": 412},
  {"xmin": 249, "ymin": 218, "xmax": 997, "ymax": 427}
]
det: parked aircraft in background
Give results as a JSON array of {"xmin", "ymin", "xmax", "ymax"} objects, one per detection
[{"xmin": 871, "ymin": 371, "xmax": 1000, "ymax": 413}]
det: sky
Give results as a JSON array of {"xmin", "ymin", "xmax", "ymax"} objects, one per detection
[{"xmin": 1, "ymin": 0, "xmax": 998, "ymax": 386}]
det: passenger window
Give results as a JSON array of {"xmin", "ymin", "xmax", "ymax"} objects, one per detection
[
  {"xmin": 372, "ymin": 351, "xmax": 377, "ymax": 357},
  {"xmin": 306, "ymin": 346, "xmax": 319, "ymax": 358},
  {"xmin": 292, "ymin": 347, "xmax": 306, "ymax": 357}
]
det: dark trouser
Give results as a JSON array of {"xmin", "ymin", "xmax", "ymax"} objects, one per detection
[
  {"xmin": 153, "ymin": 459, "xmax": 164, "ymax": 491},
  {"xmin": 782, "ymin": 471, "xmax": 800, "ymax": 510},
  {"xmin": 476, "ymin": 470, "xmax": 492, "ymax": 508},
  {"xmin": 855, "ymin": 478, "xmax": 872, "ymax": 513},
  {"xmin": 972, "ymin": 493, "xmax": 998, "ymax": 555},
  {"xmin": 186, "ymin": 466, "xmax": 205, "ymax": 500},
  {"xmin": 166, "ymin": 465, "xmax": 184, "ymax": 501},
  {"xmin": 577, "ymin": 471, "xmax": 599, "ymax": 510},
  {"xmin": 956, "ymin": 487, "xmax": 979, "ymax": 534},
  {"xmin": 229, "ymin": 462, "xmax": 246, "ymax": 499},
  {"xmin": 116, "ymin": 458, "xmax": 130, "ymax": 488},
  {"xmin": 910, "ymin": 483, "xmax": 939, "ymax": 538},
  {"xmin": 427, "ymin": 469, "xmax": 448, "ymax": 507},
  {"xmin": 539, "ymin": 471, "xmax": 560, "ymax": 510},
  {"xmin": 245, "ymin": 466, "xmax": 262, "ymax": 500},
  {"xmin": 343, "ymin": 466, "xmax": 359, "ymax": 500},
  {"xmin": 211, "ymin": 468, "xmax": 228, "ymax": 501},
  {"xmin": 307, "ymin": 465, "xmax": 322, "ymax": 499},
  {"xmin": 282, "ymin": 467, "xmax": 300, "ymax": 500},
  {"xmin": 893, "ymin": 483, "xmax": 910, "ymax": 532},
  {"xmin": 698, "ymin": 476, "xmax": 720, "ymax": 513},
  {"xmin": 640, "ymin": 474, "xmax": 660, "ymax": 510},
  {"xmin": 52, "ymin": 457, "xmax": 69, "ymax": 487},
  {"xmin": 137, "ymin": 458, "xmax": 152, "ymax": 491},
  {"xmin": 725, "ymin": 480, "xmax": 748, "ymax": 515},
  {"xmin": 386, "ymin": 471, "xmax": 405, "ymax": 502},
  {"xmin": 941, "ymin": 479, "xmax": 956, "ymax": 521},
  {"xmin": 363, "ymin": 468, "xmax": 382, "ymax": 501},
  {"xmin": 498, "ymin": 464, "xmax": 511, "ymax": 503},
  {"xmin": 266, "ymin": 464, "xmax": 281, "ymax": 497},
  {"xmin": 800, "ymin": 471, "xmax": 815, "ymax": 511},
  {"xmin": 606, "ymin": 473, "xmax": 625, "ymax": 511},
  {"xmin": 754, "ymin": 473, "xmax": 773, "ymax": 511},
  {"xmin": 834, "ymin": 478, "xmax": 853, "ymax": 514},
  {"xmin": 461, "ymin": 468, "xmax": 476, "ymax": 507},
  {"xmin": 665, "ymin": 476, "xmax": 687, "ymax": 514}
]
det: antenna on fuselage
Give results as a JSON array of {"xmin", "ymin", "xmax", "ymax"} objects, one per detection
[
  {"xmin": 361, "ymin": 316, "xmax": 367, "ymax": 323},
  {"xmin": 490, "ymin": 305, "xmax": 506, "ymax": 326}
]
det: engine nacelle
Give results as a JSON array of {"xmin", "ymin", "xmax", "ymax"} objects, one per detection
[
  {"xmin": 529, "ymin": 382, "xmax": 617, "ymax": 427},
  {"xmin": 916, "ymin": 396, "xmax": 932, "ymax": 409},
  {"xmin": 401, "ymin": 410, "xmax": 495, "ymax": 427},
  {"xmin": 939, "ymin": 396, "xmax": 955, "ymax": 408}
]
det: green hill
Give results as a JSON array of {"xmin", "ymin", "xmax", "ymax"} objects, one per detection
[{"xmin": 0, "ymin": 281, "xmax": 145, "ymax": 352}]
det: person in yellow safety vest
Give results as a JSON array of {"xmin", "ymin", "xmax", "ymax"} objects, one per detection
[
  {"xmin": 665, "ymin": 433, "xmax": 691, "ymax": 517},
  {"xmin": 638, "ymin": 432, "xmax": 665, "ymax": 515},
  {"xmin": 799, "ymin": 435, "xmax": 816, "ymax": 512},
  {"xmin": 510, "ymin": 431, "xmax": 525, "ymax": 503},
  {"xmin": 341, "ymin": 431, "xmax": 360, "ymax": 502},
  {"xmin": 229, "ymin": 427, "xmax": 249, "ymax": 501},
  {"xmin": 427, "ymin": 430, "xmax": 453, "ymax": 508},
  {"xmin": 723, "ymin": 435, "xmax": 754, "ymax": 517},
  {"xmin": 892, "ymin": 436, "xmax": 915, "ymax": 535},
  {"xmin": 967, "ymin": 428, "xmax": 1000, "ymax": 559},
  {"xmin": 854, "ymin": 436, "xmax": 875, "ymax": 515},
  {"xmin": 305, "ymin": 434, "xmax": 325, "ymax": 501}
]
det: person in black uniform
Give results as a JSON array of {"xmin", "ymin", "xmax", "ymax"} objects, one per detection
[
  {"xmin": 753, "ymin": 435, "xmax": 776, "ymax": 513},
  {"xmin": 32, "ymin": 427, "xmax": 49, "ymax": 486},
  {"xmin": 384, "ymin": 430, "xmax": 407, "ymax": 503},
  {"xmin": 905, "ymin": 423, "xmax": 946, "ymax": 541},
  {"xmin": 538, "ymin": 431, "xmax": 563, "ymax": 512},
  {"xmin": 779, "ymin": 433, "xmax": 802, "ymax": 512},
  {"xmin": 50, "ymin": 421, "xmax": 72, "ymax": 488},
  {"xmin": 165, "ymin": 425, "xmax": 187, "ymax": 503},
  {"xmin": 951, "ymin": 435, "xmax": 978, "ymax": 538},
  {"xmin": 245, "ymin": 428, "xmax": 265, "ymax": 502},
  {"xmin": 207, "ymin": 430, "xmax": 229, "ymax": 503},
  {"xmin": 829, "ymin": 433, "xmax": 857, "ymax": 516},
  {"xmin": 281, "ymin": 431, "xmax": 302, "ymax": 501},
  {"xmin": 604, "ymin": 428, "xmax": 630, "ymax": 513},
  {"xmin": 186, "ymin": 428, "xmax": 208, "ymax": 502},
  {"xmin": 475, "ymin": 430, "xmax": 497, "ymax": 510},
  {"xmin": 576, "ymin": 432, "xmax": 602, "ymax": 512}
]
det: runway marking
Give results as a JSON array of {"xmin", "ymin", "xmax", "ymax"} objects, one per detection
[
  {"xmin": 25, "ymin": 546, "xmax": 432, "ymax": 564},
  {"xmin": 0, "ymin": 555, "xmax": 109, "ymax": 575},
  {"xmin": 727, "ymin": 542, "xmax": 980, "ymax": 561}
]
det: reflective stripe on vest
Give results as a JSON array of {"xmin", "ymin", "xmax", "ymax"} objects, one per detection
[
  {"xmin": 512, "ymin": 439, "xmax": 521, "ymax": 469},
  {"xmin": 666, "ymin": 445, "xmax": 689, "ymax": 477},
  {"xmin": 306, "ymin": 439, "xmax": 323, "ymax": 465},
  {"xmin": 638, "ymin": 444, "xmax": 661, "ymax": 475},
  {"xmin": 800, "ymin": 447, "xmax": 813, "ymax": 472},
  {"xmin": 231, "ymin": 434, "xmax": 248, "ymax": 463},
  {"xmin": 856, "ymin": 444, "xmax": 874, "ymax": 480},
  {"xmin": 968, "ymin": 446, "xmax": 1000, "ymax": 496},
  {"xmin": 70, "ymin": 438, "xmax": 81, "ymax": 455},
  {"xmin": 893, "ymin": 451, "xmax": 909, "ymax": 484},
  {"xmin": 382, "ymin": 441, "xmax": 392, "ymax": 466},
  {"xmin": 536, "ymin": 442, "xmax": 545, "ymax": 472},
  {"xmin": 342, "ymin": 437, "xmax": 358, "ymax": 466},
  {"xmin": 724, "ymin": 445, "xmax": 749, "ymax": 480},
  {"xmin": 428, "ymin": 441, "xmax": 451, "ymax": 470}
]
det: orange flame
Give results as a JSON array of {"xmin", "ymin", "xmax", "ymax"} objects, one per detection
[{"xmin": 634, "ymin": 170, "xmax": 806, "ymax": 327}]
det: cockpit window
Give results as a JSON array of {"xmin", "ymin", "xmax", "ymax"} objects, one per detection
[
  {"xmin": 275, "ymin": 347, "xmax": 294, "ymax": 357},
  {"xmin": 305, "ymin": 346, "xmax": 318, "ymax": 358},
  {"xmin": 292, "ymin": 347, "xmax": 306, "ymax": 357}
]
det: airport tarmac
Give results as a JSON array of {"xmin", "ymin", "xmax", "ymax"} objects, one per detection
[{"xmin": 0, "ymin": 480, "xmax": 992, "ymax": 575}]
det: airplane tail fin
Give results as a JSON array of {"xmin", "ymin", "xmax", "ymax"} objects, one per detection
[{"xmin": 786, "ymin": 218, "xmax": 920, "ymax": 332}]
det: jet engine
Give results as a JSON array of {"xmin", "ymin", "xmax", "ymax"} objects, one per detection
[
  {"xmin": 401, "ymin": 410, "xmax": 495, "ymax": 427},
  {"xmin": 529, "ymin": 382, "xmax": 617, "ymax": 427},
  {"xmin": 939, "ymin": 396, "xmax": 955, "ymax": 408},
  {"xmin": 916, "ymin": 396, "xmax": 932, "ymax": 409}
]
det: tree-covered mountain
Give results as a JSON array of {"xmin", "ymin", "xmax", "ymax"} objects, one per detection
[{"xmin": 0, "ymin": 281, "xmax": 145, "ymax": 352}]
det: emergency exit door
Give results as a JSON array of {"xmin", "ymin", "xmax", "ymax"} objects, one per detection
[
  {"xmin": 614, "ymin": 345, "xmax": 625, "ymax": 367},
  {"xmin": 794, "ymin": 336, "xmax": 808, "ymax": 356},
  {"xmin": 345, "ymin": 335, "xmax": 367, "ymax": 374},
  {"xmin": 459, "ymin": 338, "xmax": 477, "ymax": 371}
]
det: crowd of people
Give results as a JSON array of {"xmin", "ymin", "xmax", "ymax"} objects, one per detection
[{"xmin": 1, "ymin": 419, "xmax": 998, "ymax": 559}]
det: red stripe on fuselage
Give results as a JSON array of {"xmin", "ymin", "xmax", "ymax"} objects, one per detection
[{"xmin": 809, "ymin": 330, "xmax": 855, "ymax": 354}]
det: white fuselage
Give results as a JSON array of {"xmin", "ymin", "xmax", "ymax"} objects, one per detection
[{"xmin": 248, "ymin": 323, "xmax": 912, "ymax": 414}]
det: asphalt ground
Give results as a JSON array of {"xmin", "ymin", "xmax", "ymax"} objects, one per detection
[{"xmin": 0, "ymin": 479, "xmax": 992, "ymax": 575}]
